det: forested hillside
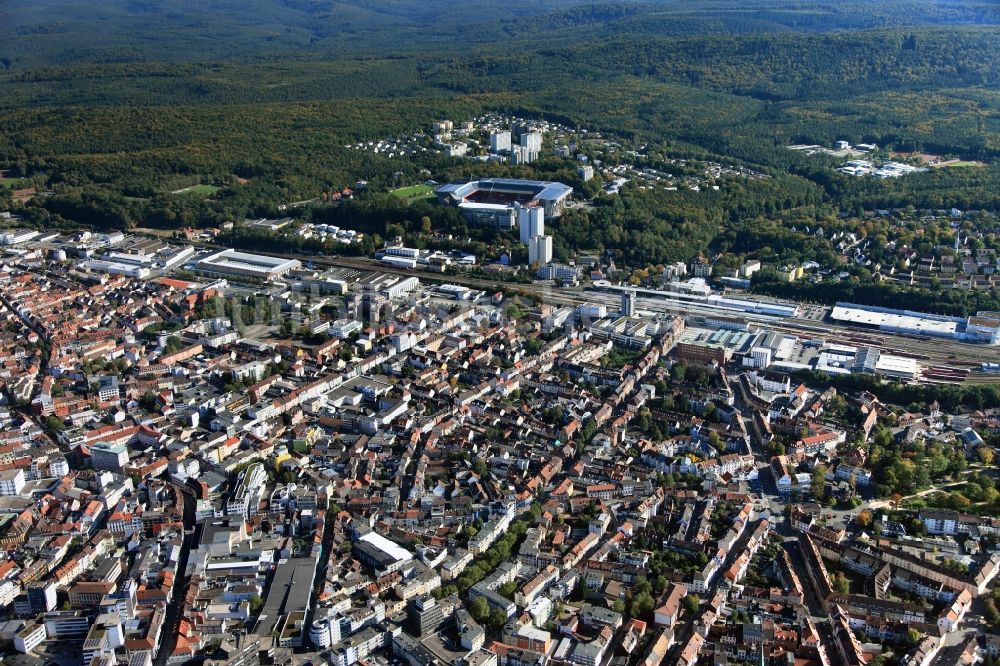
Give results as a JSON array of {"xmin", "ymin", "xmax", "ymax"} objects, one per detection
[
  {"xmin": 3, "ymin": 0, "xmax": 999, "ymax": 71},
  {"xmin": 2, "ymin": 0, "xmax": 1000, "ymax": 284}
]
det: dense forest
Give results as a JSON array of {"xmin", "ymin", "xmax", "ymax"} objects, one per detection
[
  {"xmin": 3, "ymin": 1, "xmax": 999, "ymax": 72},
  {"xmin": 3, "ymin": 0, "xmax": 1000, "ymax": 304}
]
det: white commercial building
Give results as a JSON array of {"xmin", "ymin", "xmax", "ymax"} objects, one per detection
[
  {"xmin": 390, "ymin": 332, "xmax": 417, "ymax": 353},
  {"xmin": 1, "ymin": 230, "xmax": 40, "ymax": 245},
  {"xmin": 226, "ymin": 463, "xmax": 266, "ymax": 519},
  {"xmin": 48, "ymin": 457, "xmax": 70, "ymax": 478},
  {"xmin": 383, "ymin": 276, "xmax": 420, "ymax": 299},
  {"xmin": 872, "ymin": 354, "xmax": 919, "ymax": 380},
  {"xmin": 81, "ymin": 258, "xmax": 152, "ymax": 279},
  {"xmin": 0, "ymin": 469, "xmax": 25, "ymax": 497},
  {"xmin": 354, "ymin": 530, "xmax": 414, "ymax": 574},
  {"xmin": 309, "ymin": 615, "xmax": 341, "ymax": 649},
  {"xmin": 329, "ymin": 319, "xmax": 363, "ymax": 339},
  {"xmin": 90, "ymin": 442, "xmax": 129, "ymax": 471},
  {"xmin": 814, "ymin": 344, "xmax": 919, "ymax": 380},
  {"xmin": 14, "ymin": 623, "xmax": 46, "ymax": 653},
  {"xmin": 537, "ymin": 263, "xmax": 579, "ymax": 284},
  {"xmin": 433, "ymin": 284, "xmax": 476, "ymax": 301},
  {"xmin": 383, "ymin": 246, "xmax": 420, "ymax": 259},
  {"xmin": 743, "ymin": 347, "xmax": 772, "ymax": 369},
  {"xmin": 330, "ymin": 627, "xmax": 384, "ymax": 666},
  {"xmin": 576, "ymin": 303, "xmax": 608, "ymax": 319}
]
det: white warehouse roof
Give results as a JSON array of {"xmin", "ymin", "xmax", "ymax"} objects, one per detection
[
  {"xmin": 830, "ymin": 304, "xmax": 960, "ymax": 337},
  {"xmin": 358, "ymin": 531, "xmax": 413, "ymax": 564},
  {"xmin": 196, "ymin": 249, "xmax": 301, "ymax": 279}
]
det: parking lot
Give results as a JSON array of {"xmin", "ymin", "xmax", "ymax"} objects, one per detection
[{"xmin": 798, "ymin": 305, "xmax": 829, "ymax": 320}]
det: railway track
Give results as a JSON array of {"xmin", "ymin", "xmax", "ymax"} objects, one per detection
[
  {"xmin": 170, "ymin": 239, "xmax": 1000, "ymax": 382},
  {"xmin": 287, "ymin": 256, "xmax": 1000, "ymax": 377}
]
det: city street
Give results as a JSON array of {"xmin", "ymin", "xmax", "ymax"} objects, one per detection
[{"xmin": 154, "ymin": 481, "xmax": 200, "ymax": 666}]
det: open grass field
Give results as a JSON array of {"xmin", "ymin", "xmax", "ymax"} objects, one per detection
[
  {"xmin": 132, "ymin": 227, "xmax": 176, "ymax": 238},
  {"xmin": 0, "ymin": 177, "xmax": 24, "ymax": 187},
  {"xmin": 391, "ymin": 183, "xmax": 436, "ymax": 203},
  {"xmin": 937, "ymin": 160, "xmax": 986, "ymax": 168},
  {"xmin": 171, "ymin": 184, "xmax": 222, "ymax": 195}
]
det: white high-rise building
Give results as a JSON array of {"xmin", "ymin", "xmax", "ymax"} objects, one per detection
[
  {"xmin": 528, "ymin": 236, "xmax": 553, "ymax": 265},
  {"xmin": 490, "ymin": 131, "xmax": 512, "ymax": 152},
  {"xmin": 309, "ymin": 615, "xmax": 341, "ymax": 649},
  {"xmin": 521, "ymin": 131, "xmax": 542, "ymax": 152},
  {"xmin": 512, "ymin": 145, "xmax": 538, "ymax": 165},
  {"xmin": 432, "ymin": 120, "xmax": 453, "ymax": 134},
  {"xmin": 621, "ymin": 290, "xmax": 635, "ymax": 317},
  {"xmin": 518, "ymin": 205, "xmax": 544, "ymax": 244}
]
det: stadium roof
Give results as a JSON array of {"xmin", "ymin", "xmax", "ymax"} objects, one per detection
[
  {"xmin": 437, "ymin": 178, "xmax": 572, "ymax": 202},
  {"xmin": 458, "ymin": 202, "xmax": 511, "ymax": 211}
]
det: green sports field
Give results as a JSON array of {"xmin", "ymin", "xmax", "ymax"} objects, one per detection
[
  {"xmin": 171, "ymin": 184, "xmax": 222, "ymax": 195},
  {"xmin": 390, "ymin": 184, "xmax": 436, "ymax": 203}
]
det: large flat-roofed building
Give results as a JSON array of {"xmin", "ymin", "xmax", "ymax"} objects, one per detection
[
  {"xmin": 353, "ymin": 530, "xmax": 413, "ymax": 575},
  {"xmin": 830, "ymin": 302, "xmax": 1000, "ymax": 344},
  {"xmin": 196, "ymin": 249, "xmax": 301, "ymax": 281},
  {"xmin": 437, "ymin": 178, "xmax": 572, "ymax": 227},
  {"xmin": 90, "ymin": 441, "xmax": 129, "ymax": 471},
  {"xmin": 815, "ymin": 345, "xmax": 919, "ymax": 380},
  {"xmin": 256, "ymin": 556, "xmax": 317, "ymax": 639},
  {"xmin": 674, "ymin": 341, "xmax": 731, "ymax": 365}
]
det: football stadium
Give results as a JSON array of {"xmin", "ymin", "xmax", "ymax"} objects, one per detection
[{"xmin": 435, "ymin": 178, "xmax": 572, "ymax": 229}]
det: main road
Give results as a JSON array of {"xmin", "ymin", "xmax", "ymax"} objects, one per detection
[{"xmin": 154, "ymin": 480, "xmax": 201, "ymax": 666}]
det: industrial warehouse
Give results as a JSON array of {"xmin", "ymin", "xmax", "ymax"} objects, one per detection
[
  {"xmin": 830, "ymin": 302, "xmax": 1000, "ymax": 344},
  {"xmin": 195, "ymin": 249, "xmax": 302, "ymax": 281}
]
